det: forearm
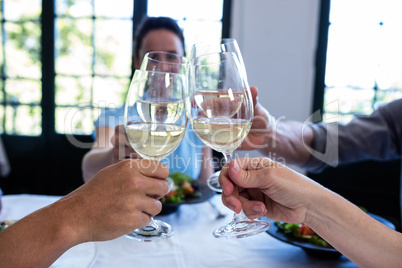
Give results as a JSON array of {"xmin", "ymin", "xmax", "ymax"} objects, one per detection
[
  {"xmin": 82, "ymin": 148, "xmax": 114, "ymax": 182},
  {"xmin": 259, "ymin": 120, "xmax": 314, "ymax": 166},
  {"xmin": 0, "ymin": 201, "xmax": 79, "ymax": 268},
  {"xmin": 306, "ymin": 187, "xmax": 402, "ymax": 267}
]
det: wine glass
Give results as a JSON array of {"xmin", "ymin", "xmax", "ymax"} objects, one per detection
[
  {"xmin": 124, "ymin": 69, "xmax": 187, "ymax": 242},
  {"xmin": 190, "ymin": 39, "xmax": 246, "ymax": 192},
  {"xmin": 185, "ymin": 51, "xmax": 270, "ymax": 239}
]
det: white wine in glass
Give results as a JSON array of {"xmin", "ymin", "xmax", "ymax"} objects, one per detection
[
  {"xmin": 186, "ymin": 51, "xmax": 270, "ymax": 239},
  {"xmin": 190, "ymin": 118, "xmax": 251, "ymax": 153},
  {"xmin": 126, "ymin": 122, "xmax": 186, "ymax": 161},
  {"xmin": 124, "ymin": 69, "xmax": 187, "ymax": 242}
]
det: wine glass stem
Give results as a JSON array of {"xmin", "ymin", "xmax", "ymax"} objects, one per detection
[
  {"xmin": 223, "ymin": 153, "xmax": 231, "ymax": 165},
  {"xmin": 232, "ymin": 210, "xmax": 248, "ymax": 222},
  {"xmin": 223, "ymin": 152, "xmax": 246, "ymax": 221}
]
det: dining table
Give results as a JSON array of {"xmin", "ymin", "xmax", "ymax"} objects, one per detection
[{"xmin": 0, "ymin": 194, "xmax": 359, "ymax": 268}]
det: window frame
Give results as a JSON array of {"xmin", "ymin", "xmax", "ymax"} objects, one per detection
[
  {"xmin": 313, "ymin": 0, "xmax": 402, "ymax": 120},
  {"xmin": 1, "ymin": 0, "xmax": 232, "ymax": 139},
  {"xmin": 312, "ymin": 0, "xmax": 330, "ymax": 115}
]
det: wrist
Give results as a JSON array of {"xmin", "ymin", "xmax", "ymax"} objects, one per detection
[
  {"xmin": 48, "ymin": 196, "xmax": 86, "ymax": 247},
  {"xmin": 303, "ymin": 183, "xmax": 355, "ymax": 233},
  {"xmin": 301, "ymin": 181, "xmax": 332, "ymax": 228}
]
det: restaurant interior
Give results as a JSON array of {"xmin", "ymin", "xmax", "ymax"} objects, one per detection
[
  {"xmin": 0, "ymin": 0, "xmax": 401, "ymax": 238},
  {"xmin": 1, "ymin": 0, "xmax": 402, "ymax": 266}
]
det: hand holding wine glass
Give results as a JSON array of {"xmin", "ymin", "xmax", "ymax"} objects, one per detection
[
  {"xmin": 124, "ymin": 69, "xmax": 187, "ymax": 241},
  {"xmin": 186, "ymin": 51, "xmax": 270, "ymax": 239}
]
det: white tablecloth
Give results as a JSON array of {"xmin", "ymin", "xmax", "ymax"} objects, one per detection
[{"xmin": 0, "ymin": 194, "xmax": 357, "ymax": 268}]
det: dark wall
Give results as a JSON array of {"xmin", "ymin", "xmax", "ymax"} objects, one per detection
[
  {"xmin": 309, "ymin": 159, "xmax": 401, "ymax": 231},
  {"xmin": 0, "ymin": 134, "xmax": 92, "ymax": 196}
]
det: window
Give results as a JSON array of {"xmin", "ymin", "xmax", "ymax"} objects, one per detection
[
  {"xmin": 54, "ymin": 0, "xmax": 134, "ymax": 135},
  {"xmin": 0, "ymin": 0, "xmax": 230, "ymax": 136},
  {"xmin": 0, "ymin": 0, "xmax": 42, "ymax": 135},
  {"xmin": 311, "ymin": 0, "xmax": 402, "ymax": 229},
  {"xmin": 148, "ymin": 0, "xmax": 224, "ymax": 54},
  {"xmin": 316, "ymin": 0, "xmax": 402, "ymax": 123}
]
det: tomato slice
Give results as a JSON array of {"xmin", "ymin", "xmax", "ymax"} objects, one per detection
[
  {"xmin": 298, "ymin": 224, "xmax": 315, "ymax": 236},
  {"xmin": 165, "ymin": 190, "xmax": 177, "ymax": 197}
]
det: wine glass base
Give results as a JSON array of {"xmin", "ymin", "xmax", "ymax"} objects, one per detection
[
  {"xmin": 213, "ymin": 218, "xmax": 270, "ymax": 239},
  {"xmin": 207, "ymin": 171, "xmax": 222, "ymax": 192},
  {"xmin": 126, "ymin": 220, "xmax": 173, "ymax": 242}
]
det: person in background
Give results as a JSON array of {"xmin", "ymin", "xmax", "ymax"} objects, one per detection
[
  {"xmin": 240, "ymin": 87, "xmax": 402, "ymax": 173},
  {"xmin": 0, "ymin": 159, "xmax": 169, "ymax": 268},
  {"xmin": 82, "ymin": 16, "xmax": 213, "ymax": 183}
]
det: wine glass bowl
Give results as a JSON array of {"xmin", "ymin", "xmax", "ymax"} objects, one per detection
[
  {"xmin": 124, "ymin": 69, "xmax": 187, "ymax": 241},
  {"xmin": 188, "ymin": 52, "xmax": 252, "ymax": 163},
  {"xmin": 128, "ymin": 70, "xmax": 186, "ymax": 124}
]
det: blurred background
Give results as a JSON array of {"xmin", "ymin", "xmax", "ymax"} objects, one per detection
[{"xmin": 0, "ymin": 0, "xmax": 401, "ymax": 227}]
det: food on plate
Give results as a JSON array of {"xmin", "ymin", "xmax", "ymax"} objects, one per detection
[
  {"xmin": 0, "ymin": 220, "xmax": 15, "ymax": 231},
  {"xmin": 160, "ymin": 172, "xmax": 201, "ymax": 203},
  {"xmin": 274, "ymin": 221, "xmax": 331, "ymax": 248}
]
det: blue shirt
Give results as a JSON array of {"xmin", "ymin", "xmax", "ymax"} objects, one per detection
[{"xmin": 94, "ymin": 105, "xmax": 204, "ymax": 179}]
